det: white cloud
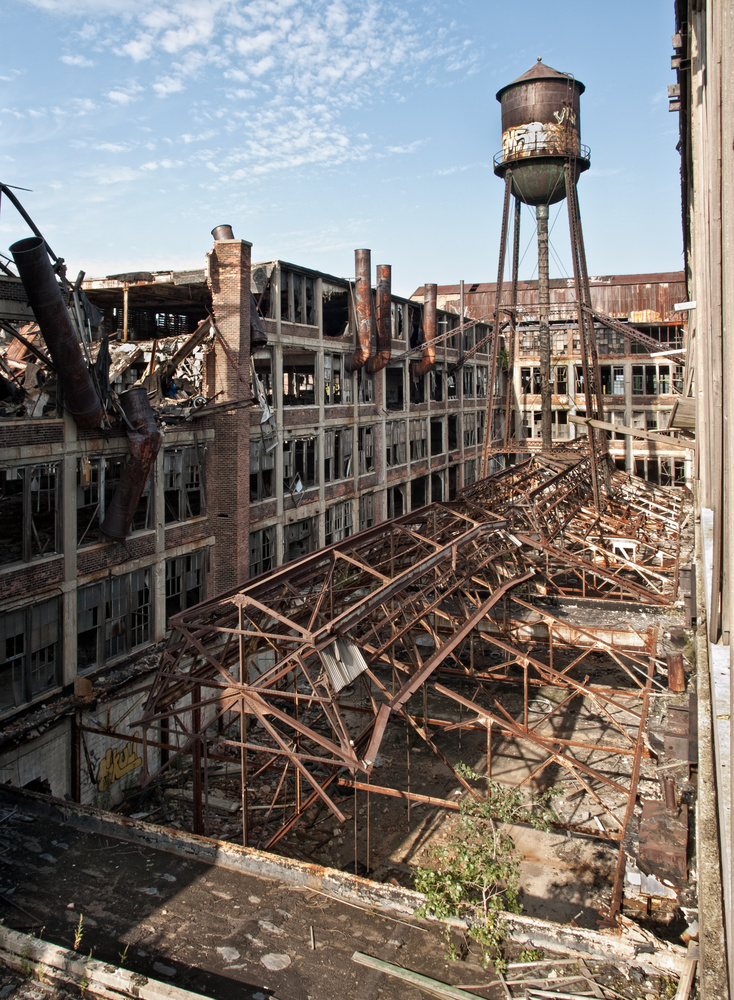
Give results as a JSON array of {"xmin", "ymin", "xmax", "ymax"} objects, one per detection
[
  {"xmin": 153, "ymin": 76, "xmax": 185, "ymax": 98},
  {"xmin": 387, "ymin": 139, "xmax": 428, "ymax": 154},
  {"xmin": 61, "ymin": 54, "xmax": 94, "ymax": 67}
]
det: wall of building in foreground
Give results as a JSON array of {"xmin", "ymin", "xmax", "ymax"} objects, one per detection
[{"xmin": 672, "ymin": 0, "xmax": 733, "ymax": 995}]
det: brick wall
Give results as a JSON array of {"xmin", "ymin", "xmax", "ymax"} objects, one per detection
[
  {"xmin": 0, "ymin": 420, "xmax": 64, "ymax": 450},
  {"xmin": 77, "ymin": 534, "xmax": 157, "ymax": 577},
  {"xmin": 0, "ymin": 558, "xmax": 64, "ymax": 601},
  {"xmin": 206, "ymin": 239, "xmax": 252, "ymax": 593}
]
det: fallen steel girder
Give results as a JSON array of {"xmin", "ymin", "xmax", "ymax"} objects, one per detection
[
  {"xmin": 137, "ymin": 460, "xmax": 687, "ymax": 912},
  {"xmin": 140, "ymin": 507, "xmax": 532, "ymax": 839}
]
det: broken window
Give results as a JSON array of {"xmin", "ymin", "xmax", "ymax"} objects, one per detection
[
  {"xmin": 462, "ymin": 367, "xmax": 475, "ymax": 398},
  {"xmin": 411, "ymin": 475, "xmax": 428, "ymax": 509},
  {"xmin": 431, "ymin": 472, "xmax": 443, "ymax": 503},
  {"xmin": 0, "ymin": 464, "xmax": 59, "ymax": 566},
  {"xmin": 77, "ymin": 455, "xmax": 151, "ymax": 545},
  {"xmin": 164, "ymin": 447, "xmax": 205, "ymax": 524},
  {"xmin": 387, "ymin": 485, "xmax": 405, "ymax": 519},
  {"xmin": 283, "ymin": 436, "xmax": 317, "ymax": 490},
  {"xmin": 165, "ymin": 550, "xmax": 206, "ymax": 620},
  {"xmin": 476, "ymin": 366, "xmax": 488, "ymax": 398},
  {"xmin": 448, "ymin": 415, "xmax": 458, "ymax": 451},
  {"xmin": 409, "ymin": 419, "xmax": 428, "ymax": 461},
  {"xmin": 392, "ymin": 302, "xmax": 405, "ymax": 340},
  {"xmin": 250, "ymin": 526, "xmax": 276, "ymax": 579},
  {"xmin": 358, "ymin": 370, "xmax": 373, "ymax": 404},
  {"xmin": 324, "ymin": 355, "xmax": 343, "ymax": 405},
  {"xmin": 430, "ymin": 417, "xmax": 444, "ymax": 456},
  {"xmin": 463, "ymin": 413, "xmax": 476, "ymax": 448},
  {"xmin": 575, "ymin": 365, "xmax": 585, "ymax": 394},
  {"xmin": 448, "ymin": 465, "xmax": 458, "ymax": 499},
  {"xmin": 386, "ymin": 365, "xmax": 404, "ymax": 411},
  {"xmin": 284, "ymin": 516, "xmax": 318, "ymax": 563},
  {"xmin": 0, "ymin": 597, "xmax": 60, "ymax": 713},
  {"xmin": 359, "ymin": 493, "xmax": 374, "ymax": 530},
  {"xmin": 673, "ymin": 365, "xmax": 684, "ymax": 392},
  {"xmin": 658, "ymin": 365, "xmax": 671, "ymax": 394},
  {"xmin": 447, "ymin": 373, "xmax": 457, "ymax": 401},
  {"xmin": 324, "ymin": 429, "xmax": 352, "ymax": 482},
  {"xmin": 77, "ymin": 570, "xmax": 151, "ymax": 673},
  {"xmin": 252, "ymin": 264, "xmax": 275, "ymax": 319},
  {"xmin": 253, "ymin": 356, "xmax": 275, "ymax": 407},
  {"xmin": 464, "ymin": 459, "xmax": 476, "ymax": 486},
  {"xmin": 410, "ymin": 371, "xmax": 426, "ymax": 405},
  {"xmin": 250, "ymin": 439, "xmax": 275, "ymax": 502},
  {"xmin": 553, "ymin": 410, "xmax": 569, "ymax": 439},
  {"xmin": 325, "ymin": 500, "xmax": 353, "ymax": 545},
  {"xmin": 322, "ymin": 282, "xmax": 350, "ymax": 337},
  {"xmin": 283, "ymin": 350, "xmax": 316, "ymax": 406},
  {"xmin": 358, "ymin": 426, "xmax": 374, "ymax": 475},
  {"xmin": 555, "ymin": 365, "xmax": 569, "ymax": 394},
  {"xmin": 429, "ymin": 366, "xmax": 443, "ymax": 402},
  {"xmin": 386, "ymin": 421, "xmax": 407, "ymax": 467}
]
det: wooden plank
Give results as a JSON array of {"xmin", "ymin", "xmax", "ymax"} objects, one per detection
[
  {"xmin": 351, "ymin": 951, "xmax": 488, "ymax": 1000},
  {"xmin": 673, "ymin": 941, "xmax": 698, "ymax": 1000}
]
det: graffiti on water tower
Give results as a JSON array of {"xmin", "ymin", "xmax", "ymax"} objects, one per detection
[
  {"xmin": 502, "ymin": 119, "xmax": 580, "ymax": 160},
  {"xmin": 97, "ymin": 734, "xmax": 143, "ymax": 792}
]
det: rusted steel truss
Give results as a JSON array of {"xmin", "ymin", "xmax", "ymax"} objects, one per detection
[{"xmin": 139, "ymin": 459, "xmax": 687, "ymax": 921}]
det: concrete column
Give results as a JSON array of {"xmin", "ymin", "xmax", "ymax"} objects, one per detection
[{"xmin": 62, "ymin": 413, "xmax": 78, "ymax": 687}]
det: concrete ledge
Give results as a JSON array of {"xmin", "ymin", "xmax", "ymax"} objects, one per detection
[{"xmin": 0, "ymin": 785, "xmax": 688, "ymax": 977}]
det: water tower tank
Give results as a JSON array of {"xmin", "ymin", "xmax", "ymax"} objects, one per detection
[{"xmin": 494, "ymin": 59, "xmax": 590, "ymax": 206}]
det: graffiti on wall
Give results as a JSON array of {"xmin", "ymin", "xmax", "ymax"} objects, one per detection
[{"xmin": 97, "ymin": 733, "xmax": 143, "ymax": 792}]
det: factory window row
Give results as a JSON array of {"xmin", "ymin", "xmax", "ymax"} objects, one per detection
[
  {"xmin": 251, "ymin": 413, "xmax": 487, "ymax": 504},
  {"xmin": 0, "ymin": 550, "xmax": 206, "ymax": 714},
  {"xmin": 256, "ymin": 353, "xmax": 488, "ymax": 413},
  {"xmin": 519, "ymin": 363, "xmax": 684, "ymax": 398},
  {"xmin": 0, "ymin": 447, "xmax": 205, "ymax": 568}
]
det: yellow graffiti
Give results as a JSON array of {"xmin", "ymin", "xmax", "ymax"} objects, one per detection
[{"xmin": 97, "ymin": 734, "xmax": 143, "ymax": 792}]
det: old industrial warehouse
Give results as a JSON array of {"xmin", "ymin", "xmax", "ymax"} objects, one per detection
[{"xmin": 0, "ymin": 2, "xmax": 730, "ymax": 999}]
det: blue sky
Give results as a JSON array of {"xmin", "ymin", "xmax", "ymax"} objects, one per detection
[{"xmin": 0, "ymin": 0, "xmax": 681, "ymax": 297}]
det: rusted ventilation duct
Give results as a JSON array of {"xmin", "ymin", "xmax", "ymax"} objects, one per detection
[
  {"xmin": 411, "ymin": 283, "xmax": 437, "ymax": 377},
  {"xmin": 10, "ymin": 236, "xmax": 104, "ymax": 429},
  {"xmin": 211, "ymin": 224, "xmax": 235, "ymax": 241},
  {"xmin": 366, "ymin": 264, "xmax": 391, "ymax": 373},
  {"xmin": 101, "ymin": 387, "xmax": 163, "ymax": 542},
  {"xmin": 345, "ymin": 248, "xmax": 372, "ymax": 372}
]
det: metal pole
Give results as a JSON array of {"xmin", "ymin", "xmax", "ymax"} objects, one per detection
[{"xmin": 537, "ymin": 204, "xmax": 553, "ymax": 450}]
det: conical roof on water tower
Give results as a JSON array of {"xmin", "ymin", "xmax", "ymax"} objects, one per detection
[{"xmin": 493, "ymin": 58, "xmax": 590, "ymax": 206}]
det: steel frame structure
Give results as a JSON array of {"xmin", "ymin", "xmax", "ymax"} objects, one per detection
[{"xmin": 139, "ymin": 459, "xmax": 687, "ymax": 921}]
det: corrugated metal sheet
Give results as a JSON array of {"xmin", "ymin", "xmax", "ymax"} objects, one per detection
[
  {"xmin": 320, "ymin": 638, "xmax": 368, "ymax": 692},
  {"xmin": 426, "ymin": 272, "xmax": 687, "ymax": 324}
]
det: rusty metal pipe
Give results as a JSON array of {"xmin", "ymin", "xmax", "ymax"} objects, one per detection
[
  {"xmin": 101, "ymin": 387, "xmax": 163, "ymax": 541},
  {"xmin": 10, "ymin": 236, "xmax": 104, "ymax": 429},
  {"xmin": 411, "ymin": 282, "xmax": 437, "ymax": 377},
  {"xmin": 344, "ymin": 248, "xmax": 372, "ymax": 372},
  {"xmin": 366, "ymin": 264, "xmax": 391, "ymax": 373}
]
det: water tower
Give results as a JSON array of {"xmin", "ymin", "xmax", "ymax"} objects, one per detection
[{"xmin": 482, "ymin": 59, "xmax": 608, "ymax": 508}]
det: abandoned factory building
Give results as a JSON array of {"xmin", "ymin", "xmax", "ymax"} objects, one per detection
[
  {"xmin": 0, "ymin": 237, "xmax": 688, "ymax": 758},
  {"xmin": 0, "ymin": 6, "xmax": 731, "ymax": 994}
]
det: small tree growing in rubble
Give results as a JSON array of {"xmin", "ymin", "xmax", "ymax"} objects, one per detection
[{"xmin": 414, "ymin": 766, "xmax": 555, "ymax": 970}]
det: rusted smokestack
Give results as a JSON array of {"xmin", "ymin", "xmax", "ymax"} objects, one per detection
[
  {"xmin": 366, "ymin": 264, "xmax": 391, "ymax": 373},
  {"xmin": 411, "ymin": 283, "xmax": 437, "ymax": 377},
  {"xmin": 211, "ymin": 225, "xmax": 235, "ymax": 241},
  {"xmin": 101, "ymin": 387, "xmax": 163, "ymax": 541},
  {"xmin": 345, "ymin": 248, "xmax": 372, "ymax": 372},
  {"xmin": 10, "ymin": 236, "xmax": 104, "ymax": 429}
]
